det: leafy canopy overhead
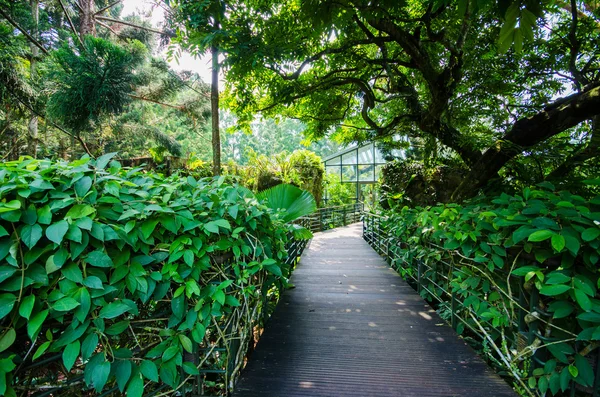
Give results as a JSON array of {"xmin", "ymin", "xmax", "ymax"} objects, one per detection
[{"xmin": 171, "ymin": 0, "xmax": 600, "ymax": 199}]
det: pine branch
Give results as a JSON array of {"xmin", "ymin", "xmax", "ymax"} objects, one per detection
[
  {"xmin": 95, "ymin": 15, "xmax": 175, "ymax": 37},
  {"xmin": 94, "ymin": 0, "xmax": 123, "ymax": 16},
  {"xmin": 57, "ymin": 0, "xmax": 84, "ymax": 46}
]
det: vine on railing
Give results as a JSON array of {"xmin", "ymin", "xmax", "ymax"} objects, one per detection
[{"xmin": 363, "ymin": 185, "xmax": 600, "ymax": 397}]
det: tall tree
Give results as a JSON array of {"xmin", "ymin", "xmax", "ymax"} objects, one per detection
[
  {"xmin": 170, "ymin": 0, "xmax": 236, "ymax": 175},
  {"xmin": 27, "ymin": 0, "xmax": 39, "ymax": 157}
]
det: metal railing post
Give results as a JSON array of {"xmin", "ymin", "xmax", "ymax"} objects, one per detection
[
  {"xmin": 417, "ymin": 259, "xmax": 423, "ymax": 294},
  {"xmin": 450, "ymin": 262, "xmax": 457, "ymax": 330}
]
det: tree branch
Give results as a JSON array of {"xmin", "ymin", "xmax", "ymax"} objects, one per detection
[
  {"xmin": 453, "ymin": 85, "xmax": 600, "ymax": 200},
  {"xmin": 0, "ymin": 8, "xmax": 49, "ymax": 55},
  {"xmin": 58, "ymin": 0, "xmax": 84, "ymax": 46},
  {"xmin": 94, "ymin": 0, "xmax": 122, "ymax": 15},
  {"xmin": 546, "ymin": 116, "xmax": 600, "ymax": 179},
  {"xmin": 95, "ymin": 15, "xmax": 175, "ymax": 37}
]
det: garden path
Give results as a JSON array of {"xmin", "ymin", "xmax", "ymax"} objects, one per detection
[{"xmin": 232, "ymin": 223, "xmax": 517, "ymax": 397}]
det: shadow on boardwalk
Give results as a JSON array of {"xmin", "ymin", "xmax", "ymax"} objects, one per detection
[{"xmin": 232, "ymin": 223, "xmax": 517, "ymax": 397}]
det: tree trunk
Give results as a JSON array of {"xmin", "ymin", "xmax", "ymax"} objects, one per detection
[
  {"xmin": 79, "ymin": 0, "xmax": 96, "ymax": 38},
  {"xmin": 27, "ymin": 0, "xmax": 39, "ymax": 157},
  {"xmin": 211, "ymin": 44, "xmax": 221, "ymax": 176}
]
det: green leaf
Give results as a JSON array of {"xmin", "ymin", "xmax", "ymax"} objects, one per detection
[
  {"xmin": 85, "ymin": 250, "xmax": 113, "ymax": 268},
  {"xmin": 264, "ymin": 263, "xmax": 283, "ymax": 277},
  {"xmin": 551, "ymin": 234, "xmax": 565, "ymax": 252},
  {"xmin": 0, "ymin": 329, "xmax": 16, "ymax": 353},
  {"xmin": 75, "ymin": 216, "xmax": 94, "ymax": 231},
  {"xmin": 37, "ymin": 205, "xmax": 52, "ymax": 225},
  {"xmin": 126, "ymin": 373, "xmax": 144, "ymax": 397},
  {"xmin": 179, "ymin": 334, "xmax": 193, "ymax": 353},
  {"xmin": 140, "ymin": 219, "xmax": 159, "ymax": 239},
  {"xmin": 162, "ymin": 345, "xmax": 179, "ymax": 362},
  {"xmin": 33, "ymin": 341, "xmax": 51, "ymax": 360},
  {"xmin": 183, "ymin": 361, "xmax": 200, "ymax": 375},
  {"xmin": 564, "ymin": 235, "xmax": 580, "ymax": 255},
  {"xmin": 256, "ymin": 184, "xmax": 316, "ymax": 223},
  {"xmin": 66, "ymin": 204, "xmax": 96, "ymax": 219},
  {"xmin": 548, "ymin": 343, "xmax": 572, "ymax": 364},
  {"xmin": 0, "ymin": 266, "xmax": 16, "ymax": 283},
  {"xmin": 213, "ymin": 290, "xmax": 225, "ymax": 305},
  {"xmin": 568, "ymin": 364, "xmax": 578, "ymax": 378},
  {"xmin": 74, "ymin": 176, "xmax": 93, "ymax": 198},
  {"xmin": 225, "ymin": 295, "xmax": 241, "ymax": 307},
  {"xmin": 140, "ymin": 360, "xmax": 159, "ymax": 382},
  {"xmin": 183, "ymin": 250, "xmax": 194, "ymax": 266},
  {"xmin": 539, "ymin": 284, "xmax": 570, "ymax": 296},
  {"xmin": 99, "ymin": 301, "xmax": 131, "ymax": 319},
  {"xmin": 18, "ymin": 295, "xmax": 35, "ymax": 320},
  {"xmin": 0, "ymin": 200, "xmax": 21, "ymax": 213},
  {"xmin": 28, "ymin": 309, "xmax": 48, "ymax": 340},
  {"xmin": 61, "ymin": 263, "xmax": 83, "ymax": 283},
  {"xmin": 21, "ymin": 224, "xmax": 43, "ymax": 249},
  {"xmin": 92, "ymin": 360, "xmax": 111, "ymax": 392},
  {"xmin": 83, "ymin": 276, "xmax": 104, "ymax": 290},
  {"xmin": 140, "ymin": 360, "xmax": 158, "ymax": 382},
  {"xmin": 52, "ymin": 297, "xmax": 80, "ymax": 311},
  {"xmin": 81, "ymin": 333, "xmax": 98, "ymax": 361},
  {"xmin": 578, "ymin": 312, "xmax": 600, "ymax": 322},
  {"xmin": 0, "ymin": 294, "xmax": 16, "ymax": 320},
  {"xmin": 528, "ymin": 230, "xmax": 555, "ymax": 242},
  {"xmin": 574, "ymin": 289, "xmax": 592, "ymax": 311},
  {"xmin": 105, "ymin": 320, "xmax": 130, "ymax": 335},
  {"xmin": 115, "ymin": 360, "xmax": 132, "ymax": 392},
  {"xmin": 574, "ymin": 354, "xmax": 594, "ymax": 387},
  {"xmin": 549, "ymin": 301, "xmax": 574, "ymax": 319},
  {"xmin": 95, "ymin": 152, "xmax": 117, "ymax": 170},
  {"xmin": 63, "ymin": 341, "xmax": 80, "ymax": 372},
  {"xmin": 582, "ymin": 228, "xmax": 600, "ymax": 242},
  {"xmin": 46, "ymin": 220, "xmax": 69, "ymax": 244}
]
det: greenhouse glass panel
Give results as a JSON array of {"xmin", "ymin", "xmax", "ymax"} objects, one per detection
[
  {"xmin": 359, "ymin": 165, "xmax": 375, "ymax": 182},
  {"xmin": 325, "ymin": 156, "xmax": 341, "ymax": 166},
  {"xmin": 341, "ymin": 165, "xmax": 357, "ymax": 181},
  {"xmin": 357, "ymin": 143, "xmax": 374, "ymax": 164},
  {"xmin": 341, "ymin": 151, "xmax": 357, "ymax": 165},
  {"xmin": 326, "ymin": 165, "xmax": 341, "ymax": 179}
]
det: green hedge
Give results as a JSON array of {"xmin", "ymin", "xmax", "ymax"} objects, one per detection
[
  {"xmin": 0, "ymin": 155, "xmax": 289, "ymax": 396},
  {"xmin": 380, "ymin": 184, "xmax": 600, "ymax": 396}
]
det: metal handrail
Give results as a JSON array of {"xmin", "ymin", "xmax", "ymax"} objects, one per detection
[{"xmin": 361, "ymin": 212, "xmax": 600, "ymax": 397}]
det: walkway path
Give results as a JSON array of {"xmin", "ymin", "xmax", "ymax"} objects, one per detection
[{"xmin": 232, "ymin": 223, "xmax": 516, "ymax": 397}]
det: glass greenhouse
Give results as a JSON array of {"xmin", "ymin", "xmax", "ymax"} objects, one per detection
[{"xmin": 322, "ymin": 143, "xmax": 403, "ymax": 205}]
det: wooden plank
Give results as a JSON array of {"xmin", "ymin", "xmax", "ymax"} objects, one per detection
[{"xmin": 232, "ymin": 223, "xmax": 517, "ymax": 397}]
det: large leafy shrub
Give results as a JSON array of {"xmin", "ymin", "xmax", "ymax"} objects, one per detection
[
  {"xmin": 240, "ymin": 149, "xmax": 325, "ymax": 206},
  {"xmin": 0, "ymin": 155, "xmax": 290, "ymax": 396},
  {"xmin": 378, "ymin": 184, "xmax": 600, "ymax": 396}
]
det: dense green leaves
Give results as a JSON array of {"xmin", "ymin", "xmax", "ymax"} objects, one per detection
[
  {"xmin": 0, "ymin": 157, "xmax": 293, "ymax": 395},
  {"xmin": 378, "ymin": 185, "xmax": 600, "ymax": 396}
]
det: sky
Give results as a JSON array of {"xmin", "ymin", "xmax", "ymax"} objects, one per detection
[{"xmin": 121, "ymin": 0, "xmax": 215, "ymax": 85}]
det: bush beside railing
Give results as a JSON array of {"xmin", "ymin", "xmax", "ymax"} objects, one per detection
[
  {"xmin": 0, "ymin": 156, "xmax": 308, "ymax": 397},
  {"xmin": 363, "ymin": 185, "xmax": 600, "ymax": 397}
]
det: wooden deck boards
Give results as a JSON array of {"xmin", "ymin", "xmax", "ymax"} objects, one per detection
[{"xmin": 232, "ymin": 223, "xmax": 516, "ymax": 397}]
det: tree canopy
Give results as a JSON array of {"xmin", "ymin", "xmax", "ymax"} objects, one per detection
[{"xmin": 171, "ymin": 0, "xmax": 600, "ymax": 199}]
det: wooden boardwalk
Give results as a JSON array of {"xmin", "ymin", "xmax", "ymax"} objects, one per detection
[{"xmin": 232, "ymin": 223, "xmax": 516, "ymax": 397}]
